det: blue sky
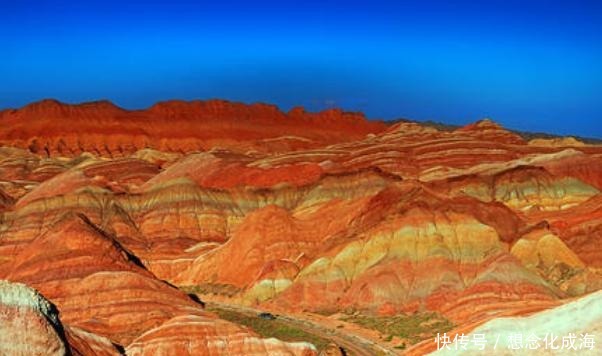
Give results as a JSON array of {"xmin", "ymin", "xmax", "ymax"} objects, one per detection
[{"xmin": 1, "ymin": 0, "xmax": 601, "ymax": 137}]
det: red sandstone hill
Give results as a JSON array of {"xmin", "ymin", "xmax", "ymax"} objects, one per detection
[
  {"xmin": 0, "ymin": 99, "xmax": 387, "ymax": 156},
  {"xmin": 1, "ymin": 98, "xmax": 601, "ymax": 355}
]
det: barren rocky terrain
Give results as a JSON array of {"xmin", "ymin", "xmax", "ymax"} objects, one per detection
[{"xmin": 1, "ymin": 99, "xmax": 601, "ymax": 355}]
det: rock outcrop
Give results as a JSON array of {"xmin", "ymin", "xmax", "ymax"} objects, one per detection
[
  {"xmin": 421, "ymin": 290, "xmax": 602, "ymax": 355},
  {"xmin": 1, "ymin": 98, "xmax": 602, "ymax": 353},
  {"xmin": 0, "ymin": 280, "xmax": 69, "ymax": 356},
  {"xmin": 126, "ymin": 315, "xmax": 316, "ymax": 355},
  {"xmin": 0, "ymin": 99, "xmax": 386, "ymax": 156}
]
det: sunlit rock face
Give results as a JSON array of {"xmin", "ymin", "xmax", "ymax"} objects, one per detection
[
  {"xmin": 65, "ymin": 326, "xmax": 122, "ymax": 356},
  {"xmin": 420, "ymin": 290, "xmax": 602, "ymax": 356},
  {"xmin": 126, "ymin": 315, "xmax": 317, "ymax": 356},
  {"xmin": 2, "ymin": 214, "xmax": 209, "ymax": 344},
  {"xmin": 0, "ymin": 279, "xmax": 132, "ymax": 356},
  {"xmin": 0, "ymin": 280, "xmax": 68, "ymax": 356},
  {"xmin": 1, "ymin": 99, "xmax": 602, "ymax": 354},
  {"xmin": 0, "ymin": 99, "xmax": 386, "ymax": 156},
  {"xmin": 267, "ymin": 186, "xmax": 559, "ymax": 322},
  {"xmin": 0, "ymin": 214, "xmax": 317, "ymax": 355}
]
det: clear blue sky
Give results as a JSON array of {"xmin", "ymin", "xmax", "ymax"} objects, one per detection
[{"xmin": 1, "ymin": 0, "xmax": 601, "ymax": 137}]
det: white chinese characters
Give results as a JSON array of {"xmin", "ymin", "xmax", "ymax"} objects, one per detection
[{"xmin": 435, "ymin": 332, "xmax": 596, "ymax": 351}]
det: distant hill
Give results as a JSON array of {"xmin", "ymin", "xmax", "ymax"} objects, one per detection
[{"xmin": 387, "ymin": 118, "xmax": 602, "ymax": 144}]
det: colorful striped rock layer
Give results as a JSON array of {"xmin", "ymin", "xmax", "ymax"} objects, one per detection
[{"xmin": 1, "ymin": 99, "xmax": 601, "ymax": 355}]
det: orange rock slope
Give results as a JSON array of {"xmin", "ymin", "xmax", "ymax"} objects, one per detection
[
  {"xmin": 0, "ymin": 99, "xmax": 386, "ymax": 156},
  {"xmin": 1, "ymin": 99, "xmax": 602, "ymax": 354}
]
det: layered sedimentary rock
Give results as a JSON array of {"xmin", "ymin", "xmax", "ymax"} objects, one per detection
[
  {"xmin": 0, "ymin": 186, "xmax": 13, "ymax": 212},
  {"xmin": 65, "ymin": 326, "xmax": 122, "ymax": 356},
  {"xmin": 126, "ymin": 315, "xmax": 317, "ymax": 356},
  {"xmin": 0, "ymin": 99, "xmax": 386, "ymax": 156},
  {"xmin": 0, "ymin": 214, "xmax": 317, "ymax": 355},
  {"xmin": 528, "ymin": 136, "xmax": 586, "ymax": 147},
  {"xmin": 521, "ymin": 194, "xmax": 602, "ymax": 294},
  {"xmin": 509, "ymin": 227, "xmax": 602, "ymax": 296},
  {"xmin": 264, "ymin": 185, "xmax": 559, "ymax": 323},
  {"xmin": 430, "ymin": 164, "xmax": 599, "ymax": 212},
  {"xmin": 173, "ymin": 186, "xmax": 393, "ymax": 301},
  {"xmin": 421, "ymin": 290, "xmax": 602, "ymax": 355},
  {"xmin": 0, "ymin": 280, "xmax": 68, "ymax": 356},
  {"xmin": 1, "ymin": 99, "xmax": 602, "ymax": 354},
  {"xmin": 2, "ymin": 214, "xmax": 204, "ymax": 344}
]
